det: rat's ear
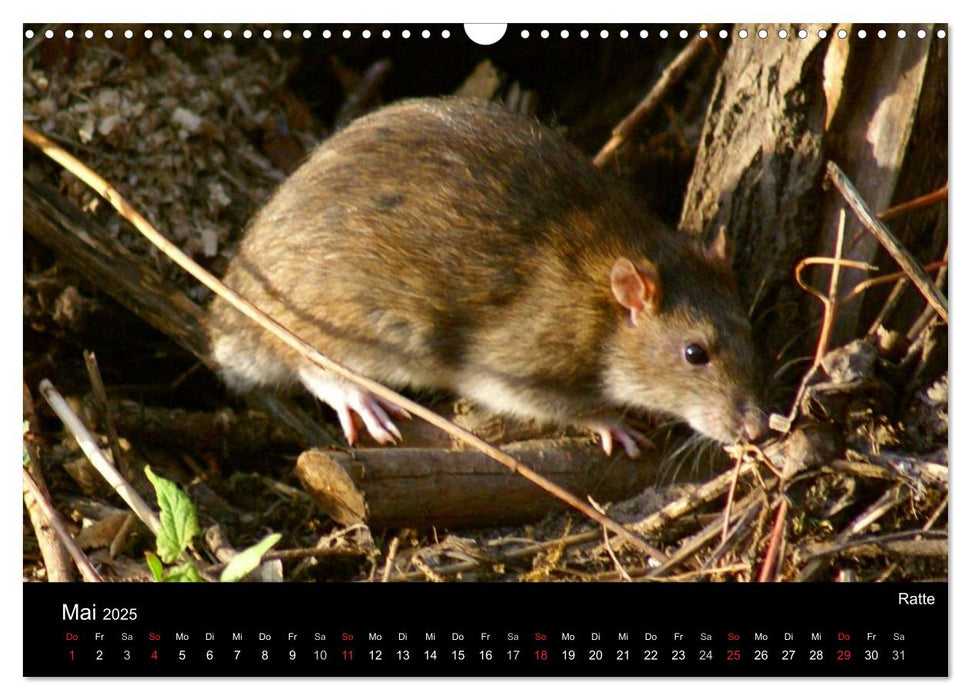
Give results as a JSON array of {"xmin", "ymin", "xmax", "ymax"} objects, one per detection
[
  {"xmin": 707, "ymin": 226, "xmax": 733, "ymax": 266},
  {"xmin": 611, "ymin": 257, "xmax": 662, "ymax": 323}
]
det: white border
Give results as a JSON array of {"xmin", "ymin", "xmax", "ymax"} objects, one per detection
[{"xmin": 9, "ymin": 0, "xmax": 962, "ymax": 697}]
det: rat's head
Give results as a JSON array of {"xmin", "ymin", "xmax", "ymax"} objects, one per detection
[{"xmin": 603, "ymin": 230, "xmax": 766, "ymax": 444}]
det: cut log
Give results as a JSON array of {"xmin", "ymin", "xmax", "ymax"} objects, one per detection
[{"xmin": 295, "ymin": 439, "xmax": 664, "ymax": 529}]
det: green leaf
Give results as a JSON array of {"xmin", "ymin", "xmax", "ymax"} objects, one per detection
[
  {"xmin": 163, "ymin": 561, "xmax": 204, "ymax": 582},
  {"xmin": 220, "ymin": 533, "xmax": 282, "ymax": 582},
  {"xmin": 145, "ymin": 552, "xmax": 164, "ymax": 582},
  {"xmin": 23, "ymin": 420, "xmax": 30, "ymax": 467},
  {"xmin": 145, "ymin": 466, "xmax": 200, "ymax": 564}
]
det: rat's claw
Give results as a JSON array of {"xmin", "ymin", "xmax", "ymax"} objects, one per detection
[
  {"xmin": 375, "ymin": 397, "xmax": 412, "ymax": 420},
  {"xmin": 586, "ymin": 420, "xmax": 653, "ymax": 459},
  {"xmin": 348, "ymin": 392, "xmax": 402, "ymax": 445},
  {"xmin": 334, "ymin": 404, "xmax": 359, "ymax": 445},
  {"xmin": 596, "ymin": 426, "xmax": 616, "ymax": 456}
]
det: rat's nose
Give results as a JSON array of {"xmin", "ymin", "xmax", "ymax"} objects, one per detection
[{"xmin": 740, "ymin": 409, "xmax": 767, "ymax": 442}]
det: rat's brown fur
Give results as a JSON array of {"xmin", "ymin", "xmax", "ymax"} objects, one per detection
[{"xmin": 207, "ymin": 97, "xmax": 764, "ymax": 445}]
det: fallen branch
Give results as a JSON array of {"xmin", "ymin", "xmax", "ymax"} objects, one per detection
[{"xmin": 800, "ymin": 529, "xmax": 947, "ymax": 561}]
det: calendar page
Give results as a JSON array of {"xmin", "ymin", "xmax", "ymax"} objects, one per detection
[{"xmin": 22, "ymin": 20, "xmax": 948, "ymax": 678}]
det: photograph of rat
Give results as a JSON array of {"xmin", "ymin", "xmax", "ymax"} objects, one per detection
[
  {"xmin": 205, "ymin": 97, "xmax": 767, "ymax": 458},
  {"xmin": 24, "ymin": 23, "xmax": 946, "ymax": 585}
]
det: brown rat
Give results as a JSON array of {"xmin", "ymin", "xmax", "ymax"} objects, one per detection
[{"xmin": 206, "ymin": 97, "xmax": 766, "ymax": 456}]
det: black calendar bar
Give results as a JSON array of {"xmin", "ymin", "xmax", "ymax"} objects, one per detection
[{"xmin": 24, "ymin": 582, "xmax": 947, "ymax": 677}]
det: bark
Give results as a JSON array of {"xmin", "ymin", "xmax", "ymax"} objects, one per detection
[{"xmin": 679, "ymin": 24, "xmax": 832, "ymax": 363}]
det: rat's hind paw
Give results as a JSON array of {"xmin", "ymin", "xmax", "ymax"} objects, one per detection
[{"xmin": 297, "ymin": 365, "xmax": 403, "ymax": 446}]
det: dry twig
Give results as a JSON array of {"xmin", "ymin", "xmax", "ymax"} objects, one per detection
[
  {"xmin": 877, "ymin": 182, "xmax": 948, "ymax": 222},
  {"xmin": 826, "ymin": 161, "xmax": 947, "ymax": 324},
  {"xmin": 593, "ymin": 27, "xmax": 715, "ymax": 167},
  {"xmin": 757, "ymin": 498, "xmax": 788, "ymax": 582},
  {"xmin": 22, "ymin": 467, "xmax": 103, "ymax": 582},
  {"xmin": 83, "ymin": 350, "xmax": 126, "ymax": 475},
  {"xmin": 39, "ymin": 378, "xmax": 162, "ymax": 535}
]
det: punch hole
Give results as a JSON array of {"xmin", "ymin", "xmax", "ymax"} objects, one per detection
[
  {"xmin": 242, "ymin": 29, "xmax": 252, "ymax": 39},
  {"xmin": 203, "ymin": 29, "xmax": 212, "ymax": 39},
  {"xmin": 917, "ymin": 29, "xmax": 926, "ymax": 39},
  {"xmin": 600, "ymin": 30, "xmax": 608, "ymax": 38},
  {"xmin": 45, "ymin": 29, "xmax": 53, "ymax": 39},
  {"xmin": 897, "ymin": 29, "xmax": 907, "ymax": 38},
  {"xmin": 698, "ymin": 29, "xmax": 707, "ymax": 39},
  {"xmin": 837, "ymin": 28, "xmax": 847, "ymax": 39},
  {"xmin": 164, "ymin": 29, "xmax": 173, "ymax": 39},
  {"xmin": 620, "ymin": 29, "xmax": 629, "ymax": 38},
  {"xmin": 84, "ymin": 29, "xmax": 94, "ymax": 39},
  {"xmin": 144, "ymin": 29, "xmax": 153, "ymax": 39},
  {"xmin": 184, "ymin": 30, "xmax": 193, "ymax": 39},
  {"xmin": 857, "ymin": 29, "xmax": 867, "ymax": 39},
  {"xmin": 65, "ymin": 29, "xmax": 73, "ymax": 39},
  {"xmin": 580, "ymin": 29, "xmax": 589, "ymax": 39},
  {"xmin": 263, "ymin": 29, "xmax": 273, "ymax": 39},
  {"xmin": 658, "ymin": 29, "xmax": 667, "ymax": 39},
  {"xmin": 323, "ymin": 30, "xmax": 332, "ymax": 38},
  {"xmin": 561, "ymin": 30, "xmax": 569, "ymax": 39},
  {"xmin": 382, "ymin": 29, "xmax": 390, "ymax": 39},
  {"xmin": 737, "ymin": 29, "xmax": 748, "ymax": 39},
  {"xmin": 778, "ymin": 29, "xmax": 788, "ymax": 39},
  {"xmin": 464, "ymin": 24, "xmax": 506, "ymax": 46},
  {"xmin": 878, "ymin": 29, "xmax": 886, "ymax": 38},
  {"xmin": 225, "ymin": 30, "xmax": 233, "ymax": 39},
  {"xmin": 798, "ymin": 29, "xmax": 807, "ymax": 39},
  {"xmin": 679, "ymin": 29, "xmax": 688, "ymax": 39},
  {"xmin": 758, "ymin": 28, "xmax": 767, "ymax": 39},
  {"xmin": 402, "ymin": 29, "xmax": 411, "ymax": 38},
  {"xmin": 24, "ymin": 29, "xmax": 33, "ymax": 39},
  {"xmin": 718, "ymin": 29, "xmax": 728, "ymax": 39},
  {"xmin": 104, "ymin": 30, "xmax": 113, "ymax": 39},
  {"xmin": 540, "ymin": 30, "xmax": 549, "ymax": 39},
  {"xmin": 818, "ymin": 29, "xmax": 828, "ymax": 39},
  {"xmin": 442, "ymin": 29, "xmax": 450, "ymax": 39},
  {"xmin": 303, "ymin": 30, "xmax": 311, "ymax": 39},
  {"xmin": 936, "ymin": 28, "xmax": 946, "ymax": 38},
  {"xmin": 521, "ymin": 30, "xmax": 529, "ymax": 38},
  {"xmin": 422, "ymin": 29, "xmax": 430, "ymax": 39},
  {"xmin": 363, "ymin": 29, "xmax": 372, "ymax": 39},
  {"xmin": 342, "ymin": 29, "xmax": 351, "ymax": 39},
  {"xmin": 283, "ymin": 29, "xmax": 292, "ymax": 39}
]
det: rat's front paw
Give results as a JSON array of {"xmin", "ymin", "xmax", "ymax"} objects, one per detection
[{"xmin": 584, "ymin": 419, "xmax": 654, "ymax": 458}]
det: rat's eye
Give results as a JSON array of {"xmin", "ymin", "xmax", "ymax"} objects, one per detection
[{"xmin": 684, "ymin": 343, "xmax": 710, "ymax": 366}]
